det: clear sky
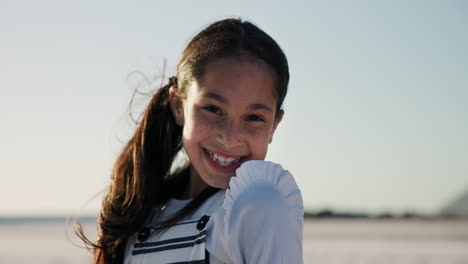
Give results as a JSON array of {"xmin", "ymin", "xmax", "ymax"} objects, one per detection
[{"xmin": 1, "ymin": 0, "xmax": 467, "ymax": 216}]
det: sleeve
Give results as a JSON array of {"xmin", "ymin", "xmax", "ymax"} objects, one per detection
[{"xmin": 206, "ymin": 160, "xmax": 304, "ymax": 264}]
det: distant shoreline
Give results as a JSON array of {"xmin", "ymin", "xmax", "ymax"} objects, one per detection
[
  {"xmin": 304, "ymin": 209, "xmax": 468, "ymax": 220},
  {"xmin": 1, "ymin": 211, "xmax": 467, "ymax": 224},
  {"xmin": 0, "ymin": 216, "xmax": 98, "ymax": 224}
]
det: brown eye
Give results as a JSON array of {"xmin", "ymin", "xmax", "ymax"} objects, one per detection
[
  {"xmin": 247, "ymin": 114, "xmax": 265, "ymax": 122},
  {"xmin": 203, "ymin": 105, "xmax": 222, "ymax": 115}
]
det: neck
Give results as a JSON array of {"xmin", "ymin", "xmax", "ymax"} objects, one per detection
[{"xmin": 182, "ymin": 165, "xmax": 208, "ymax": 199}]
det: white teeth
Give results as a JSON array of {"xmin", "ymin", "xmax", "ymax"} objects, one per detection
[
  {"xmin": 207, "ymin": 150, "xmax": 240, "ymax": 167},
  {"xmin": 225, "ymin": 157, "xmax": 236, "ymax": 162}
]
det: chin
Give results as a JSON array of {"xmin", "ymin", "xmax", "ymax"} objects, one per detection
[{"xmin": 208, "ymin": 175, "xmax": 233, "ymax": 190}]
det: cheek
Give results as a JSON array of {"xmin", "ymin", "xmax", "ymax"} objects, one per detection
[
  {"xmin": 245, "ymin": 123, "xmax": 274, "ymax": 141},
  {"xmin": 245, "ymin": 125, "xmax": 273, "ymax": 157},
  {"xmin": 183, "ymin": 110, "xmax": 216, "ymax": 139}
]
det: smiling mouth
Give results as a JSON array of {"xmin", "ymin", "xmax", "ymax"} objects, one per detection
[{"xmin": 204, "ymin": 148, "xmax": 245, "ymax": 167}]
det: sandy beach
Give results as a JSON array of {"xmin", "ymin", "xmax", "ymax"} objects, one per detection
[{"xmin": 1, "ymin": 218, "xmax": 467, "ymax": 263}]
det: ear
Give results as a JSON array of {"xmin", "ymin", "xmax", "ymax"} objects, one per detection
[
  {"xmin": 269, "ymin": 110, "xmax": 284, "ymax": 144},
  {"xmin": 169, "ymin": 88, "xmax": 185, "ymax": 126}
]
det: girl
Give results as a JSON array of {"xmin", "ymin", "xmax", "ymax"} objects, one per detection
[{"xmin": 81, "ymin": 18, "xmax": 303, "ymax": 264}]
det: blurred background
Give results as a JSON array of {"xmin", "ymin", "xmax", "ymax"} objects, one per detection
[{"xmin": 1, "ymin": 0, "xmax": 467, "ymax": 263}]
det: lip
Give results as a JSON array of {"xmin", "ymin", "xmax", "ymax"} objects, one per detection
[{"xmin": 202, "ymin": 148, "xmax": 247, "ymax": 174}]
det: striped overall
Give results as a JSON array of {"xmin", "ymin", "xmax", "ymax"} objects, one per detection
[
  {"xmin": 131, "ymin": 216, "xmax": 211, "ymax": 264},
  {"xmin": 125, "ymin": 191, "xmax": 225, "ymax": 264}
]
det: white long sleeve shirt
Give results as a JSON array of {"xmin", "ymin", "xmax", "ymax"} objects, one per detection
[{"xmin": 124, "ymin": 161, "xmax": 304, "ymax": 264}]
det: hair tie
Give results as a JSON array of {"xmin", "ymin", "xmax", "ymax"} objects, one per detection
[{"xmin": 168, "ymin": 76, "xmax": 178, "ymax": 88}]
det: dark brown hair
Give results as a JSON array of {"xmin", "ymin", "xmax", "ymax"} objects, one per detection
[{"xmin": 77, "ymin": 17, "xmax": 289, "ymax": 263}]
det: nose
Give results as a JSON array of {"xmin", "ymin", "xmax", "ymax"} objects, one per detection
[{"xmin": 216, "ymin": 118, "xmax": 244, "ymax": 149}]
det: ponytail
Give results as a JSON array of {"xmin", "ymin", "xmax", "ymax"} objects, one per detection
[{"xmin": 80, "ymin": 80, "xmax": 183, "ymax": 263}]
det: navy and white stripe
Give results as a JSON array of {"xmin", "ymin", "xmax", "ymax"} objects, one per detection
[
  {"xmin": 123, "ymin": 191, "xmax": 227, "ymax": 264},
  {"xmin": 129, "ymin": 216, "xmax": 211, "ymax": 263},
  {"xmin": 133, "ymin": 230, "xmax": 207, "ymax": 255}
]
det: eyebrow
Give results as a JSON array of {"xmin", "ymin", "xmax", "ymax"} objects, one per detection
[
  {"xmin": 203, "ymin": 92, "xmax": 273, "ymax": 112},
  {"xmin": 249, "ymin": 103, "xmax": 273, "ymax": 112},
  {"xmin": 204, "ymin": 92, "xmax": 227, "ymax": 103}
]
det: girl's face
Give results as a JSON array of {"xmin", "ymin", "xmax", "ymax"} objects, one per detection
[{"xmin": 171, "ymin": 57, "xmax": 283, "ymax": 196}]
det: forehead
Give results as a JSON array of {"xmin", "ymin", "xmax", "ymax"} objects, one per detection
[{"xmin": 189, "ymin": 57, "xmax": 277, "ymax": 106}]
